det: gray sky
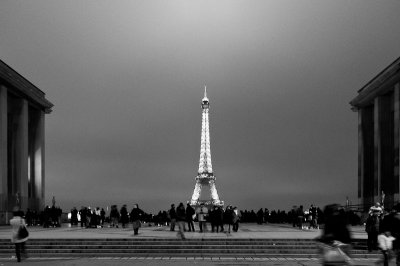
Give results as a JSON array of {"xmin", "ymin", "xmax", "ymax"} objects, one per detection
[{"xmin": 1, "ymin": 0, "xmax": 400, "ymax": 213}]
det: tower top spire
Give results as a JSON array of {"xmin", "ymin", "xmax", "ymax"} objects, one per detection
[{"xmin": 202, "ymin": 85, "xmax": 209, "ymax": 108}]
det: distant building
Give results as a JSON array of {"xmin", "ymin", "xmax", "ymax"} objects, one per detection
[
  {"xmin": 350, "ymin": 57, "xmax": 400, "ymax": 211},
  {"xmin": 0, "ymin": 60, "xmax": 53, "ymax": 224}
]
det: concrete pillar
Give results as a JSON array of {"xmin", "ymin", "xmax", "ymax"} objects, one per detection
[
  {"xmin": 15, "ymin": 99, "xmax": 28, "ymax": 211},
  {"xmin": 358, "ymin": 111, "xmax": 363, "ymax": 204},
  {"xmin": 360, "ymin": 106, "xmax": 374, "ymax": 209},
  {"xmin": 374, "ymin": 97, "xmax": 382, "ymax": 204},
  {"xmin": 32, "ymin": 110, "xmax": 45, "ymax": 210},
  {"xmin": 0, "ymin": 86, "xmax": 8, "ymax": 223},
  {"xmin": 374, "ymin": 95, "xmax": 394, "ymax": 207},
  {"xmin": 395, "ymin": 83, "xmax": 400, "ymax": 203}
]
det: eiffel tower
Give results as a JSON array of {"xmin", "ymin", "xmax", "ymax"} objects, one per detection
[{"xmin": 190, "ymin": 87, "xmax": 224, "ymax": 207}]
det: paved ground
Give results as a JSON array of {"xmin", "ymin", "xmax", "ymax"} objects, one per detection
[{"xmin": 0, "ymin": 223, "xmax": 368, "ymax": 240}]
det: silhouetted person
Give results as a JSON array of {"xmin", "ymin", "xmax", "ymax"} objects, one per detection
[
  {"xmin": 100, "ymin": 208, "xmax": 106, "ymax": 226},
  {"xmin": 224, "ymin": 205, "xmax": 234, "ymax": 233},
  {"xmin": 366, "ymin": 209, "xmax": 380, "ymax": 251},
  {"xmin": 176, "ymin": 203, "xmax": 186, "ymax": 239},
  {"xmin": 79, "ymin": 207, "xmax": 87, "ymax": 228},
  {"xmin": 186, "ymin": 203, "xmax": 195, "ymax": 232},
  {"xmin": 257, "ymin": 208, "xmax": 264, "ymax": 224},
  {"xmin": 130, "ymin": 204, "xmax": 144, "ymax": 235},
  {"xmin": 109, "ymin": 205, "xmax": 119, "ymax": 228},
  {"xmin": 169, "ymin": 204, "xmax": 177, "ymax": 231},
  {"xmin": 120, "ymin": 205, "xmax": 129, "ymax": 228},
  {"xmin": 71, "ymin": 207, "xmax": 78, "ymax": 226}
]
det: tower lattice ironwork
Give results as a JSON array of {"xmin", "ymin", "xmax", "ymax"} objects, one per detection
[{"xmin": 190, "ymin": 87, "xmax": 223, "ymax": 207}]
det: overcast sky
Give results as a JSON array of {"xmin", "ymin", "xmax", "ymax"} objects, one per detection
[{"xmin": 1, "ymin": 0, "xmax": 400, "ymax": 213}]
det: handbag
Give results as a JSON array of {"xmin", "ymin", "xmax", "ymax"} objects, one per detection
[{"xmin": 17, "ymin": 225, "xmax": 29, "ymax": 239}]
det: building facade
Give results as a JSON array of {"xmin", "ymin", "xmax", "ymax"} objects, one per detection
[
  {"xmin": 0, "ymin": 60, "xmax": 53, "ymax": 224},
  {"xmin": 350, "ymin": 57, "xmax": 400, "ymax": 211}
]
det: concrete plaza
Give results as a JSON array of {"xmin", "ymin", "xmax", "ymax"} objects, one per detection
[{"xmin": 0, "ymin": 222, "xmax": 367, "ymax": 240}]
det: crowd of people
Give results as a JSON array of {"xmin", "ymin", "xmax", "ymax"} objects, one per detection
[
  {"xmin": 364, "ymin": 202, "xmax": 400, "ymax": 266},
  {"xmin": 9, "ymin": 201, "xmax": 400, "ymax": 264}
]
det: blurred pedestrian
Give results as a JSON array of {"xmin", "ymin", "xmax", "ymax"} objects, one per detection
[
  {"xmin": 176, "ymin": 203, "xmax": 186, "ymax": 239},
  {"xmin": 377, "ymin": 231, "xmax": 395, "ymax": 266},
  {"xmin": 120, "ymin": 204, "xmax": 129, "ymax": 228},
  {"xmin": 10, "ymin": 208, "xmax": 29, "ymax": 262},
  {"xmin": 317, "ymin": 204, "xmax": 353, "ymax": 265},
  {"xmin": 366, "ymin": 208, "xmax": 381, "ymax": 251},
  {"xmin": 109, "ymin": 205, "xmax": 119, "ymax": 228}
]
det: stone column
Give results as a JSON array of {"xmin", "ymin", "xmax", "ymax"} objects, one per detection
[
  {"xmin": 395, "ymin": 83, "xmax": 400, "ymax": 203},
  {"xmin": 0, "ymin": 86, "xmax": 7, "ymax": 223},
  {"xmin": 15, "ymin": 99, "xmax": 29, "ymax": 211},
  {"xmin": 360, "ymin": 106, "xmax": 374, "ymax": 209},
  {"xmin": 33, "ymin": 110, "xmax": 45, "ymax": 210},
  {"xmin": 374, "ymin": 97, "xmax": 382, "ymax": 204},
  {"xmin": 374, "ymin": 95, "xmax": 394, "ymax": 206}
]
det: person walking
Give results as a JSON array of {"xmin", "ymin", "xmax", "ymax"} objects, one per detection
[
  {"xmin": 232, "ymin": 206, "xmax": 240, "ymax": 232},
  {"xmin": 377, "ymin": 231, "xmax": 395, "ymax": 266},
  {"xmin": 109, "ymin": 205, "xmax": 120, "ymax": 228},
  {"xmin": 130, "ymin": 204, "xmax": 144, "ymax": 236},
  {"xmin": 120, "ymin": 204, "xmax": 129, "ymax": 228},
  {"xmin": 186, "ymin": 203, "xmax": 195, "ymax": 232},
  {"xmin": 223, "ymin": 205, "xmax": 234, "ymax": 233},
  {"xmin": 176, "ymin": 202, "xmax": 186, "ymax": 239},
  {"xmin": 366, "ymin": 209, "xmax": 380, "ymax": 252},
  {"xmin": 169, "ymin": 204, "xmax": 177, "ymax": 231},
  {"xmin": 10, "ymin": 208, "xmax": 29, "ymax": 262}
]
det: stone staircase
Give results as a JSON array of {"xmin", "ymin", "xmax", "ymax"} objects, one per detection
[{"xmin": 0, "ymin": 238, "xmax": 380, "ymax": 259}]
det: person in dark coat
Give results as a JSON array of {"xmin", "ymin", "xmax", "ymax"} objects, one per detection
[
  {"xmin": 223, "ymin": 205, "xmax": 234, "ymax": 233},
  {"xmin": 130, "ymin": 204, "xmax": 144, "ymax": 235},
  {"xmin": 70, "ymin": 207, "xmax": 78, "ymax": 226},
  {"xmin": 176, "ymin": 203, "xmax": 186, "ymax": 239},
  {"xmin": 79, "ymin": 207, "xmax": 87, "ymax": 228},
  {"xmin": 120, "ymin": 205, "xmax": 129, "ymax": 228},
  {"xmin": 366, "ymin": 210, "xmax": 380, "ymax": 251},
  {"xmin": 185, "ymin": 203, "xmax": 195, "ymax": 232},
  {"xmin": 109, "ymin": 205, "xmax": 120, "ymax": 228},
  {"xmin": 257, "ymin": 208, "xmax": 264, "ymax": 224},
  {"xmin": 169, "ymin": 204, "xmax": 177, "ymax": 231}
]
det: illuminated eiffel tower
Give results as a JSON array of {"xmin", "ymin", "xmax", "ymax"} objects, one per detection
[{"xmin": 190, "ymin": 87, "xmax": 223, "ymax": 207}]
